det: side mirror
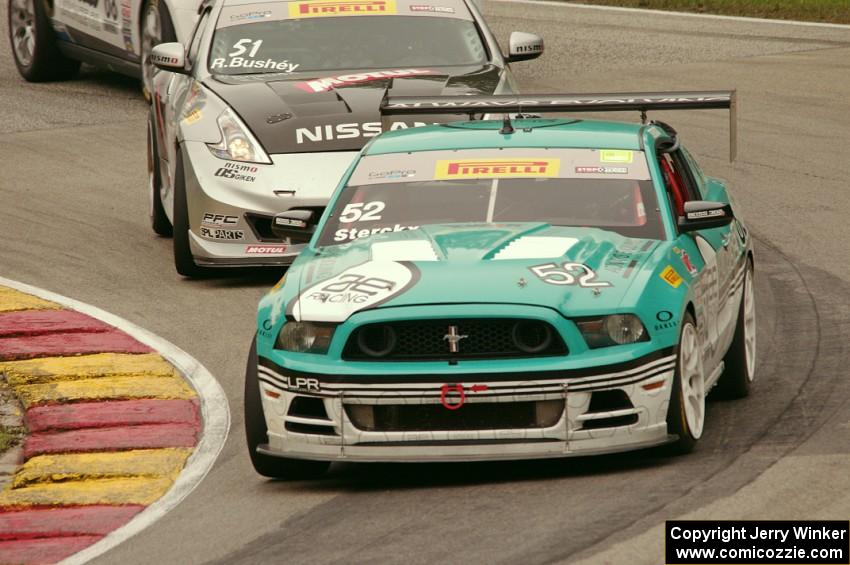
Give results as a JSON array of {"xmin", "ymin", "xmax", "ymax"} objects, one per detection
[
  {"xmin": 506, "ymin": 32, "xmax": 544, "ymax": 63},
  {"xmin": 150, "ymin": 43, "xmax": 187, "ymax": 73},
  {"xmin": 271, "ymin": 210, "xmax": 315, "ymax": 240},
  {"xmin": 678, "ymin": 201, "xmax": 734, "ymax": 232}
]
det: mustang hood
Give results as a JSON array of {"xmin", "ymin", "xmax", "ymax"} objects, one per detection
[
  {"xmin": 204, "ymin": 65, "xmax": 502, "ymax": 154},
  {"xmin": 288, "ymin": 224, "xmax": 661, "ymax": 322}
]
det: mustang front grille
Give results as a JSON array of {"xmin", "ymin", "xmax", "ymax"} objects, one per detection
[{"xmin": 342, "ymin": 319, "xmax": 567, "ymax": 361}]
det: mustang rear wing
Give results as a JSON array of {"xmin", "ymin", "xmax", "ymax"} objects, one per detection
[{"xmin": 380, "ymin": 91, "xmax": 737, "ymax": 161}]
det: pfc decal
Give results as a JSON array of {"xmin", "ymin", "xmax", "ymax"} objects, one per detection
[
  {"xmin": 296, "ymin": 69, "xmax": 432, "ymax": 93},
  {"xmin": 409, "ymin": 4, "xmax": 454, "ymax": 12},
  {"xmin": 333, "ymin": 224, "xmax": 419, "ymax": 242},
  {"xmin": 246, "ymin": 245, "xmax": 288, "ymax": 254},
  {"xmin": 435, "ymin": 158, "xmax": 560, "ymax": 179},
  {"xmin": 202, "ymin": 213, "xmax": 239, "ymax": 226},
  {"xmin": 296, "ymin": 121, "xmax": 427, "ymax": 143},
  {"xmin": 574, "ymin": 166, "xmax": 628, "ymax": 174},
  {"xmin": 660, "ymin": 266, "xmax": 683, "ymax": 288},
  {"xmin": 292, "ymin": 261, "xmax": 419, "ymax": 322},
  {"xmin": 288, "ymin": 0, "xmax": 397, "ymax": 18},
  {"xmin": 214, "ymin": 162, "xmax": 258, "ymax": 182},
  {"xmin": 200, "ymin": 227, "xmax": 245, "ymax": 240},
  {"xmin": 600, "ymin": 150, "xmax": 633, "ymax": 164}
]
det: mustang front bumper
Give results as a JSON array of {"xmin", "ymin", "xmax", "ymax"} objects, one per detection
[{"xmin": 255, "ymin": 351, "xmax": 677, "ymax": 462}]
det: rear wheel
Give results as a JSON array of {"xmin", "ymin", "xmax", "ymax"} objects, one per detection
[
  {"xmin": 147, "ymin": 114, "xmax": 172, "ymax": 236},
  {"xmin": 666, "ymin": 312, "xmax": 705, "ymax": 454},
  {"xmin": 716, "ymin": 260, "xmax": 756, "ymax": 398},
  {"xmin": 172, "ymin": 151, "xmax": 208, "ymax": 277},
  {"xmin": 8, "ymin": 0, "xmax": 80, "ymax": 81},
  {"xmin": 244, "ymin": 336, "xmax": 331, "ymax": 479},
  {"xmin": 140, "ymin": 0, "xmax": 176, "ymax": 101}
]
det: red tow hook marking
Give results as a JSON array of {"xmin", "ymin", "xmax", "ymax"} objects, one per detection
[{"xmin": 439, "ymin": 384, "xmax": 488, "ymax": 410}]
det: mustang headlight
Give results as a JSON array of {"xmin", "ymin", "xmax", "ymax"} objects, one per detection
[
  {"xmin": 275, "ymin": 322, "xmax": 335, "ymax": 354},
  {"xmin": 206, "ymin": 108, "xmax": 271, "ymax": 164},
  {"xmin": 576, "ymin": 314, "xmax": 648, "ymax": 348}
]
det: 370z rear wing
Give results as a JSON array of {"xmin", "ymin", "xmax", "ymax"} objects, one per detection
[{"xmin": 380, "ymin": 90, "xmax": 738, "ymax": 161}]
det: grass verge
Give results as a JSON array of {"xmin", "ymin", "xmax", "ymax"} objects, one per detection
[
  {"xmin": 563, "ymin": 1, "xmax": 850, "ymax": 24},
  {"xmin": 0, "ymin": 425, "xmax": 24, "ymax": 454}
]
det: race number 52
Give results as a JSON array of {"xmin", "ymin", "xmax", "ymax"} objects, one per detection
[
  {"xmin": 338, "ymin": 201, "xmax": 386, "ymax": 223},
  {"xmin": 530, "ymin": 262, "xmax": 612, "ymax": 288}
]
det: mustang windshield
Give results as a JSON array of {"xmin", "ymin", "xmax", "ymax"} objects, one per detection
[
  {"xmin": 318, "ymin": 148, "xmax": 664, "ymax": 246},
  {"xmin": 210, "ymin": 1, "xmax": 485, "ymax": 75}
]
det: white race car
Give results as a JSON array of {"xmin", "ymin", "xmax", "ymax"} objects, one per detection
[{"xmin": 7, "ymin": 0, "xmax": 200, "ymax": 97}]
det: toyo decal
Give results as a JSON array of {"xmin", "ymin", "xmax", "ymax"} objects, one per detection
[
  {"xmin": 435, "ymin": 158, "xmax": 560, "ymax": 179},
  {"xmin": 289, "ymin": 0, "xmax": 396, "ymax": 18},
  {"xmin": 660, "ymin": 266, "xmax": 683, "ymax": 288},
  {"xmin": 292, "ymin": 261, "xmax": 418, "ymax": 322}
]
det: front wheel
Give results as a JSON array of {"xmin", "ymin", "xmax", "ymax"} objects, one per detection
[
  {"xmin": 716, "ymin": 260, "xmax": 756, "ymax": 398},
  {"xmin": 244, "ymin": 336, "xmax": 331, "ymax": 479},
  {"xmin": 666, "ymin": 312, "xmax": 705, "ymax": 454},
  {"xmin": 8, "ymin": 0, "xmax": 80, "ymax": 81}
]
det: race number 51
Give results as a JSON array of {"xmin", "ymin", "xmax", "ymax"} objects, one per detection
[
  {"xmin": 229, "ymin": 39, "xmax": 263, "ymax": 58},
  {"xmin": 530, "ymin": 262, "xmax": 612, "ymax": 288}
]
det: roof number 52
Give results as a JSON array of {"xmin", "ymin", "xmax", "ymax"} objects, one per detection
[{"xmin": 530, "ymin": 262, "xmax": 612, "ymax": 288}]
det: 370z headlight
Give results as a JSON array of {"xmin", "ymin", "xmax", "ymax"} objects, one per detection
[
  {"xmin": 275, "ymin": 322, "xmax": 335, "ymax": 354},
  {"xmin": 206, "ymin": 108, "xmax": 271, "ymax": 164},
  {"xmin": 576, "ymin": 314, "xmax": 648, "ymax": 348}
]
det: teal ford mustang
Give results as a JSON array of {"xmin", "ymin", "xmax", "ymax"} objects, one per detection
[{"xmin": 244, "ymin": 92, "xmax": 755, "ymax": 478}]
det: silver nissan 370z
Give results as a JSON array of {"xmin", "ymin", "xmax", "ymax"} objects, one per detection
[{"xmin": 146, "ymin": 0, "xmax": 544, "ymax": 276}]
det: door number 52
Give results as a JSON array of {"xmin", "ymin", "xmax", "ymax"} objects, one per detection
[{"xmin": 529, "ymin": 262, "xmax": 612, "ymax": 288}]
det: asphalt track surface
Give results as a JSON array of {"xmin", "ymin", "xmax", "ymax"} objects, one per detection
[{"xmin": 2, "ymin": 3, "xmax": 850, "ymax": 563}]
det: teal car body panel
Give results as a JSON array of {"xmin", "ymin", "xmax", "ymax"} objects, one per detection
[{"xmin": 251, "ymin": 117, "xmax": 752, "ymax": 462}]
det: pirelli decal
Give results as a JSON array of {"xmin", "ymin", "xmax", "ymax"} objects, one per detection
[
  {"xmin": 660, "ymin": 266, "xmax": 683, "ymax": 288},
  {"xmin": 434, "ymin": 158, "xmax": 560, "ymax": 179},
  {"xmin": 289, "ymin": 0, "xmax": 396, "ymax": 17}
]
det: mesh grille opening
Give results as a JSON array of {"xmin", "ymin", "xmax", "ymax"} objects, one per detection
[
  {"xmin": 343, "ymin": 319, "xmax": 567, "ymax": 361},
  {"xmin": 288, "ymin": 396, "xmax": 328, "ymax": 420},
  {"xmin": 587, "ymin": 390, "xmax": 634, "ymax": 413}
]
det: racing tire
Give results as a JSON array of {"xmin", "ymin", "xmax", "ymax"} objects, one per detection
[
  {"xmin": 244, "ymin": 336, "xmax": 331, "ymax": 480},
  {"xmin": 140, "ymin": 0, "xmax": 176, "ymax": 102},
  {"xmin": 8, "ymin": 0, "xmax": 80, "ymax": 82},
  {"xmin": 715, "ymin": 260, "xmax": 756, "ymax": 399},
  {"xmin": 666, "ymin": 311, "xmax": 705, "ymax": 454},
  {"xmin": 148, "ymin": 113, "xmax": 172, "ymax": 236},
  {"xmin": 172, "ymin": 150, "xmax": 208, "ymax": 277}
]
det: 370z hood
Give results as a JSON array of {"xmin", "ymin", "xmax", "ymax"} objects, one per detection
[
  {"xmin": 203, "ymin": 65, "xmax": 503, "ymax": 154},
  {"xmin": 285, "ymin": 223, "xmax": 662, "ymax": 322}
]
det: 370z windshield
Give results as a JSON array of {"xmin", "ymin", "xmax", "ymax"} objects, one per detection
[
  {"xmin": 317, "ymin": 148, "xmax": 664, "ymax": 246},
  {"xmin": 211, "ymin": 1, "xmax": 485, "ymax": 75}
]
